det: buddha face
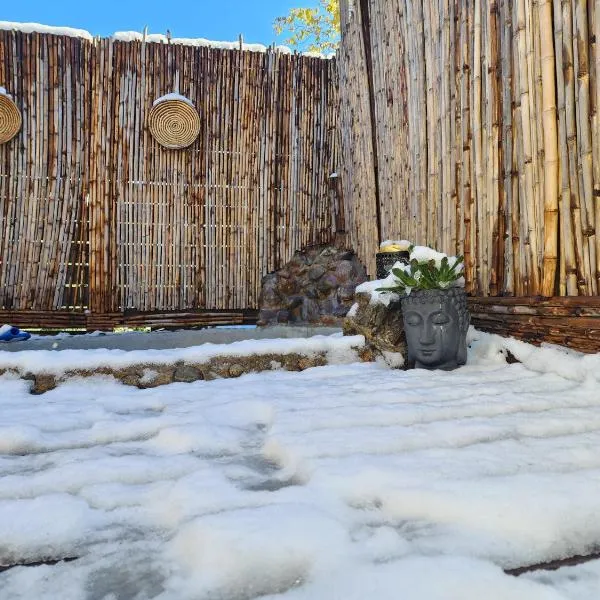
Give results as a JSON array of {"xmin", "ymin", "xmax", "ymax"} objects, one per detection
[{"xmin": 402, "ymin": 297, "xmax": 463, "ymax": 370}]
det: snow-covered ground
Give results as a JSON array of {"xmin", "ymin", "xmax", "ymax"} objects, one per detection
[{"xmin": 1, "ymin": 330, "xmax": 600, "ymax": 599}]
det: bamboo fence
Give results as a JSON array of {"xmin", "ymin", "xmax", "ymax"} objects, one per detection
[
  {"xmin": 339, "ymin": 0, "xmax": 600, "ymax": 298},
  {"xmin": 0, "ymin": 30, "xmax": 340, "ymax": 327}
]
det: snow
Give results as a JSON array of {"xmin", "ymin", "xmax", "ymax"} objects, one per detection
[
  {"xmin": 355, "ymin": 267, "xmax": 402, "ymax": 305},
  {"xmin": 409, "ymin": 244, "xmax": 451, "ymax": 267},
  {"xmin": 111, "ymin": 31, "xmax": 294, "ymax": 54},
  {"xmin": 152, "ymin": 92, "xmax": 195, "ymax": 108},
  {"xmin": 346, "ymin": 301, "xmax": 359, "ymax": 317},
  {"xmin": 0, "ymin": 86, "xmax": 10, "ymax": 99},
  {"xmin": 1, "ymin": 330, "xmax": 600, "ymax": 599},
  {"xmin": 0, "ymin": 334, "xmax": 363, "ymax": 376},
  {"xmin": 0, "ymin": 21, "xmax": 93, "ymax": 41},
  {"xmin": 379, "ymin": 239, "xmax": 411, "ymax": 251},
  {"xmin": 0, "ymin": 21, "xmax": 334, "ymax": 58},
  {"xmin": 525, "ymin": 560, "xmax": 600, "ymax": 600}
]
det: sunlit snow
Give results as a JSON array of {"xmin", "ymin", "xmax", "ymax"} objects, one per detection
[{"xmin": 1, "ymin": 330, "xmax": 599, "ymax": 599}]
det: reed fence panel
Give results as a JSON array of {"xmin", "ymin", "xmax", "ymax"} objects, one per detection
[
  {"xmin": 0, "ymin": 30, "xmax": 340, "ymax": 325},
  {"xmin": 339, "ymin": 0, "xmax": 600, "ymax": 297},
  {"xmin": 0, "ymin": 30, "xmax": 90, "ymax": 312}
]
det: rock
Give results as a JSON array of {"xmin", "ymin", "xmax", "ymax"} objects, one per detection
[
  {"xmin": 278, "ymin": 277, "xmax": 297, "ymax": 296},
  {"xmin": 257, "ymin": 242, "xmax": 367, "ymax": 326},
  {"xmin": 303, "ymin": 298, "xmax": 321, "ymax": 321},
  {"xmin": 314, "ymin": 247, "xmax": 337, "ymax": 264},
  {"xmin": 334, "ymin": 260, "xmax": 354, "ymax": 281},
  {"xmin": 29, "ymin": 374, "xmax": 57, "ymax": 395},
  {"xmin": 338, "ymin": 284, "xmax": 357, "ymax": 301},
  {"xmin": 138, "ymin": 366, "xmax": 175, "ymax": 388},
  {"xmin": 260, "ymin": 286, "xmax": 281, "ymax": 308},
  {"xmin": 317, "ymin": 274, "xmax": 339, "ymax": 294},
  {"xmin": 173, "ymin": 364, "xmax": 203, "ymax": 383},
  {"xmin": 287, "ymin": 295, "xmax": 304, "ymax": 310},
  {"xmin": 276, "ymin": 310, "xmax": 290, "ymax": 323},
  {"xmin": 115, "ymin": 367, "xmax": 141, "ymax": 387},
  {"xmin": 333, "ymin": 302, "xmax": 349, "ymax": 317},
  {"xmin": 228, "ymin": 363, "xmax": 245, "ymax": 377},
  {"xmin": 258, "ymin": 309, "xmax": 278, "ymax": 324},
  {"xmin": 308, "ymin": 265, "xmax": 327, "ymax": 280},
  {"xmin": 304, "ymin": 286, "xmax": 318, "ymax": 299},
  {"xmin": 343, "ymin": 291, "xmax": 408, "ymax": 369}
]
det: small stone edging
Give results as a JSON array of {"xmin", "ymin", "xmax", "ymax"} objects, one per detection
[{"xmin": 0, "ymin": 336, "xmax": 366, "ymax": 395}]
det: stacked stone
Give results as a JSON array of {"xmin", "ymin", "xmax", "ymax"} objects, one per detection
[
  {"xmin": 258, "ymin": 245, "xmax": 367, "ymax": 326},
  {"xmin": 8, "ymin": 352, "xmax": 332, "ymax": 395},
  {"xmin": 343, "ymin": 291, "xmax": 408, "ymax": 369}
]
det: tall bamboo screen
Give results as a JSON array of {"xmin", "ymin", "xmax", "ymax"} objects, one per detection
[
  {"xmin": 0, "ymin": 30, "xmax": 340, "ymax": 327},
  {"xmin": 339, "ymin": 0, "xmax": 600, "ymax": 298}
]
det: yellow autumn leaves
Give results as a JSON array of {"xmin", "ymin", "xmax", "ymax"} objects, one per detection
[{"xmin": 274, "ymin": 0, "xmax": 340, "ymax": 53}]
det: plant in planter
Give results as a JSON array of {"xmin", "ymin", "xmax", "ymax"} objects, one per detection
[{"xmin": 377, "ymin": 245, "xmax": 470, "ymax": 371}]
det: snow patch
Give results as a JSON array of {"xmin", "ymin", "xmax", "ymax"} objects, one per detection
[
  {"xmin": 152, "ymin": 92, "xmax": 195, "ymax": 107},
  {"xmin": 379, "ymin": 239, "xmax": 411, "ymax": 251},
  {"xmin": 0, "ymin": 494, "xmax": 105, "ymax": 563},
  {"xmin": 355, "ymin": 269, "xmax": 402, "ymax": 306},
  {"xmin": 0, "ymin": 21, "xmax": 93, "ymax": 41},
  {"xmin": 346, "ymin": 302, "xmax": 359, "ymax": 318}
]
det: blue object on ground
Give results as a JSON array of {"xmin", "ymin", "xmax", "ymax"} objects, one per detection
[{"xmin": 0, "ymin": 325, "xmax": 31, "ymax": 342}]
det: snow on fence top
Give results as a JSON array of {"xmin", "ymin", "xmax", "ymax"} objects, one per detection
[
  {"xmin": 0, "ymin": 21, "xmax": 333, "ymax": 58},
  {"xmin": 0, "ymin": 21, "xmax": 93, "ymax": 41},
  {"xmin": 111, "ymin": 30, "xmax": 291, "ymax": 54}
]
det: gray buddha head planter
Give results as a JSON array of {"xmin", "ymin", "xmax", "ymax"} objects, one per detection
[{"xmin": 400, "ymin": 288, "xmax": 470, "ymax": 371}]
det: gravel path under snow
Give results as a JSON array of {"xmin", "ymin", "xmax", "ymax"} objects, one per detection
[{"xmin": 1, "ymin": 331, "xmax": 600, "ymax": 599}]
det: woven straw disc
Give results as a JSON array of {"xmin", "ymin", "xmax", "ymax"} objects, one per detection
[
  {"xmin": 0, "ymin": 94, "xmax": 22, "ymax": 144},
  {"xmin": 148, "ymin": 99, "xmax": 200, "ymax": 149}
]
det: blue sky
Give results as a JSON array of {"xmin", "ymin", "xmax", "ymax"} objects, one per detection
[{"xmin": 2, "ymin": 0, "xmax": 317, "ymax": 45}]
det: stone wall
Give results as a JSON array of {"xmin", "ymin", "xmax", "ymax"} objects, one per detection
[{"xmin": 258, "ymin": 244, "xmax": 368, "ymax": 326}]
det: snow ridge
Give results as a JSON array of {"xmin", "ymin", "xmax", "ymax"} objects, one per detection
[{"xmin": 0, "ymin": 22, "xmax": 334, "ymax": 58}]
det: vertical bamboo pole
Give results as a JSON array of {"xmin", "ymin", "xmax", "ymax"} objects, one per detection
[
  {"xmin": 553, "ymin": 0, "xmax": 578, "ymax": 294},
  {"xmin": 539, "ymin": 0, "xmax": 559, "ymax": 296},
  {"xmin": 564, "ymin": 0, "xmax": 591, "ymax": 294},
  {"xmin": 595, "ymin": 0, "xmax": 600, "ymax": 290},
  {"xmin": 472, "ymin": 0, "xmax": 483, "ymax": 292},
  {"xmin": 574, "ymin": 0, "xmax": 597, "ymax": 293}
]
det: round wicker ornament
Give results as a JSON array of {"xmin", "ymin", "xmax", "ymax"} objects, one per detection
[
  {"xmin": 148, "ymin": 98, "xmax": 200, "ymax": 149},
  {"xmin": 0, "ymin": 94, "xmax": 22, "ymax": 144}
]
